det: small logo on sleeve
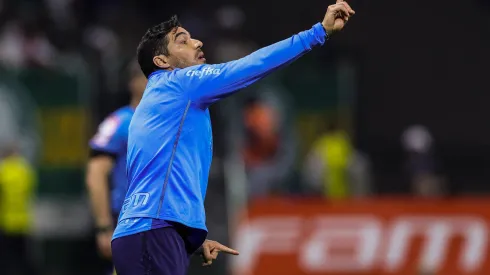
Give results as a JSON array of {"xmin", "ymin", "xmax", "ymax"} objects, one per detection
[
  {"xmin": 186, "ymin": 66, "xmax": 221, "ymax": 79},
  {"xmin": 92, "ymin": 116, "xmax": 120, "ymax": 146}
]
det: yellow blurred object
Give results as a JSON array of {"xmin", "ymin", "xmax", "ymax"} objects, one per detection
[
  {"xmin": 313, "ymin": 130, "xmax": 352, "ymax": 198},
  {"xmin": 0, "ymin": 154, "xmax": 36, "ymax": 234}
]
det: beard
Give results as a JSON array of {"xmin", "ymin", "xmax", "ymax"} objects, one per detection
[{"xmin": 171, "ymin": 56, "xmax": 203, "ymax": 69}]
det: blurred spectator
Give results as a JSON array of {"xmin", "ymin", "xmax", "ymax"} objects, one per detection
[
  {"xmin": 211, "ymin": 5, "xmax": 257, "ymax": 63},
  {"xmin": 0, "ymin": 20, "xmax": 57, "ymax": 69},
  {"xmin": 44, "ymin": 0, "xmax": 76, "ymax": 30},
  {"xmin": 401, "ymin": 125, "xmax": 446, "ymax": 197},
  {"xmin": 241, "ymin": 90, "xmax": 297, "ymax": 199},
  {"xmin": 83, "ymin": 25, "xmax": 120, "ymax": 87},
  {"xmin": 0, "ymin": 142, "xmax": 37, "ymax": 275},
  {"xmin": 302, "ymin": 119, "xmax": 370, "ymax": 198}
]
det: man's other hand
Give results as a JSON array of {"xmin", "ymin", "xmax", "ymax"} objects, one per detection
[
  {"xmin": 322, "ymin": 0, "xmax": 355, "ymax": 36},
  {"xmin": 97, "ymin": 230, "xmax": 113, "ymax": 259},
  {"xmin": 200, "ymin": 239, "xmax": 239, "ymax": 267}
]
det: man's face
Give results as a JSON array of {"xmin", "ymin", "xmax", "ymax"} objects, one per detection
[{"xmin": 165, "ymin": 27, "xmax": 206, "ymax": 69}]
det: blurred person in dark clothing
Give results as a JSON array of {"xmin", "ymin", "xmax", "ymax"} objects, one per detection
[
  {"xmin": 85, "ymin": 60, "xmax": 146, "ymax": 274},
  {"xmin": 241, "ymin": 92, "xmax": 297, "ymax": 198},
  {"xmin": 0, "ymin": 142, "xmax": 37, "ymax": 275},
  {"xmin": 302, "ymin": 119, "xmax": 370, "ymax": 198},
  {"xmin": 401, "ymin": 125, "xmax": 446, "ymax": 197}
]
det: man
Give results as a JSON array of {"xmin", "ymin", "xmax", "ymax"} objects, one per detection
[
  {"xmin": 302, "ymin": 120, "xmax": 371, "ymax": 198},
  {"xmin": 86, "ymin": 61, "xmax": 147, "ymax": 271},
  {"xmin": 241, "ymin": 93, "xmax": 297, "ymax": 198},
  {"xmin": 401, "ymin": 125, "xmax": 446, "ymax": 196},
  {"xmin": 0, "ymin": 143, "xmax": 36, "ymax": 275},
  {"xmin": 111, "ymin": 2, "xmax": 355, "ymax": 275}
]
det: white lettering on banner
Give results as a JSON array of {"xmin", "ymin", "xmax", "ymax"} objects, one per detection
[
  {"xmin": 232, "ymin": 217, "xmax": 302, "ymax": 273},
  {"xmin": 185, "ymin": 67, "xmax": 221, "ymax": 78},
  {"xmin": 233, "ymin": 215, "xmax": 489, "ymax": 273},
  {"xmin": 298, "ymin": 216, "xmax": 382, "ymax": 272},
  {"xmin": 384, "ymin": 217, "xmax": 488, "ymax": 272}
]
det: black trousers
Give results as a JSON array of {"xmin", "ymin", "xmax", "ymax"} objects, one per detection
[{"xmin": 0, "ymin": 231, "xmax": 35, "ymax": 275}]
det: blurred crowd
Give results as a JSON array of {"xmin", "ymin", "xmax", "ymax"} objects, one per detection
[{"xmin": 230, "ymin": 95, "xmax": 447, "ymax": 200}]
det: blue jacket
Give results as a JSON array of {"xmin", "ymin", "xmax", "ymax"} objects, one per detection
[{"xmin": 118, "ymin": 23, "xmax": 327, "ymax": 233}]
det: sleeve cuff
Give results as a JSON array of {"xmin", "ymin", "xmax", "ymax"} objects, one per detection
[
  {"xmin": 298, "ymin": 23, "xmax": 328, "ymax": 50},
  {"xmin": 312, "ymin": 22, "xmax": 328, "ymax": 44},
  {"xmin": 89, "ymin": 148, "xmax": 118, "ymax": 159}
]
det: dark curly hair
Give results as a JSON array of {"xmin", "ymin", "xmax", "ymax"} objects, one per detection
[{"xmin": 137, "ymin": 15, "xmax": 182, "ymax": 78}]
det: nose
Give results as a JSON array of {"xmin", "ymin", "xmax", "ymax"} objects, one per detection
[{"xmin": 194, "ymin": 39, "xmax": 203, "ymax": 49}]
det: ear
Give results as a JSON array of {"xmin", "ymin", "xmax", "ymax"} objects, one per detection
[{"xmin": 153, "ymin": 55, "xmax": 171, "ymax": 70}]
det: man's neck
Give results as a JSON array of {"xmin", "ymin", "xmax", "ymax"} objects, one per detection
[{"xmin": 130, "ymin": 98, "xmax": 141, "ymax": 109}]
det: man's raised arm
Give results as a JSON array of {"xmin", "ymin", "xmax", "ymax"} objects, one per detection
[{"xmin": 174, "ymin": 1, "xmax": 354, "ymax": 107}]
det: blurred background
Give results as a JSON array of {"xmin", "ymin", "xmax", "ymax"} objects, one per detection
[{"xmin": 0, "ymin": 0, "xmax": 489, "ymax": 274}]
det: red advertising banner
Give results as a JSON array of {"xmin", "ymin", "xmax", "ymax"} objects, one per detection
[{"xmin": 231, "ymin": 198, "xmax": 490, "ymax": 275}]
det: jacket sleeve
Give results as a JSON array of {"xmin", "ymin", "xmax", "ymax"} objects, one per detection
[{"xmin": 173, "ymin": 23, "xmax": 327, "ymax": 107}]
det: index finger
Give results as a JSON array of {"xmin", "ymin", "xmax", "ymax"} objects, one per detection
[
  {"xmin": 219, "ymin": 245, "xmax": 240, "ymax": 255},
  {"xmin": 336, "ymin": 0, "xmax": 344, "ymax": 3},
  {"xmin": 340, "ymin": 1, "xmax": 355, "ymax": 14}
]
